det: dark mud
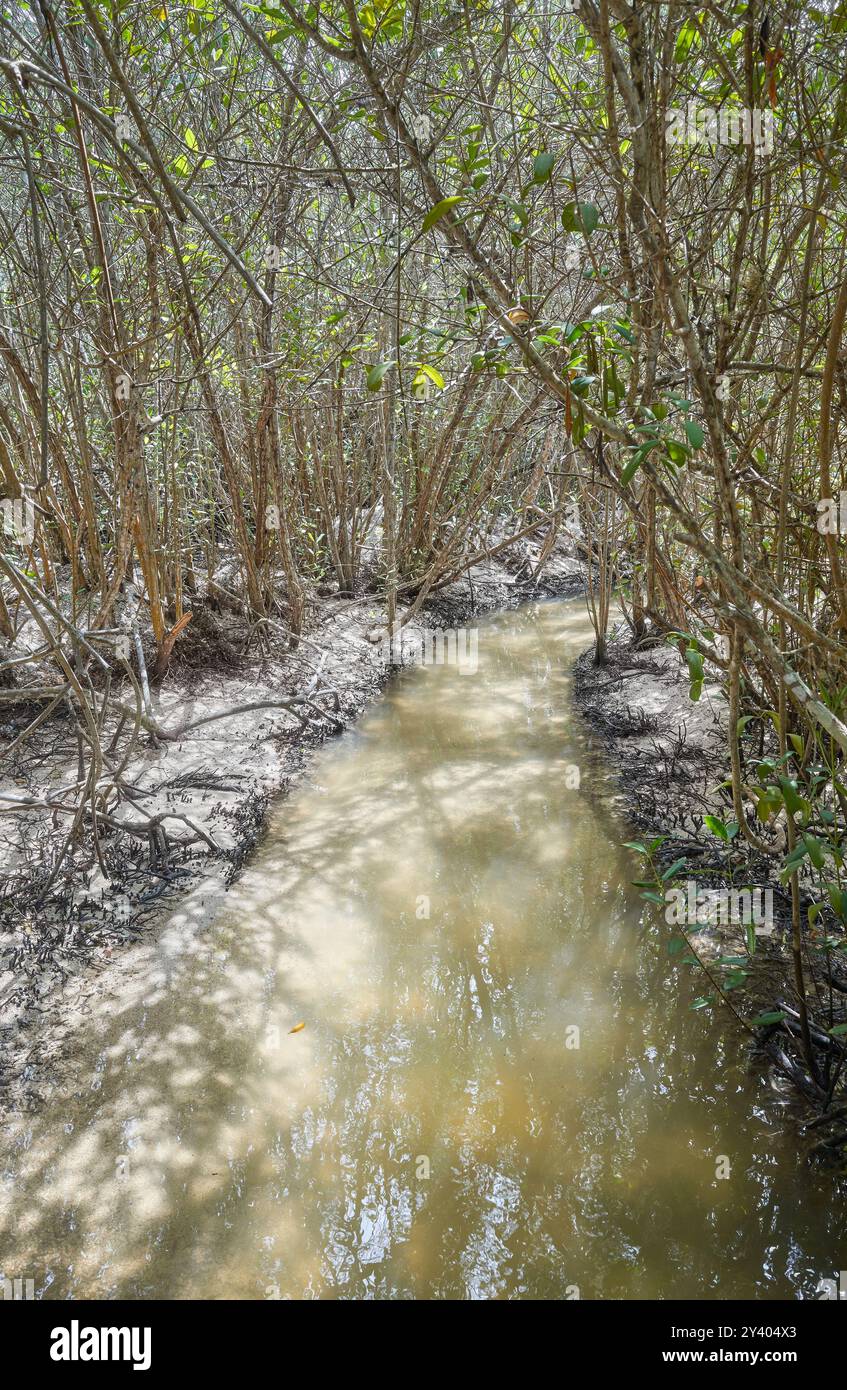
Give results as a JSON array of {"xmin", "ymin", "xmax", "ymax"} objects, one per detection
[{"xmin": 573, "ymin": 628, "xmax": 847, "ymax": 1148}]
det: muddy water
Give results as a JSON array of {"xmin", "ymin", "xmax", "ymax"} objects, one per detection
[{"xmin": 1, "ymin": 600, "xmax": 844, "ymax": 1300}]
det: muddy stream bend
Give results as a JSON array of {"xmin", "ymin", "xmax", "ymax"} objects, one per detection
[{"xmin": 0, "ymin": 599, "xmax": 842, "ymax": 1299}]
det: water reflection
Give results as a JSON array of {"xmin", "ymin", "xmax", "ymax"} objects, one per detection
[{"xmin": 0, "ymin": 601, "xmax": 844, "ymax": 1299}]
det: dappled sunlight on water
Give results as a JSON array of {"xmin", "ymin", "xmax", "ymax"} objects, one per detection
[{"xmin": 0, "ymin": 600, "xmax": 844, "ymax": 1299}]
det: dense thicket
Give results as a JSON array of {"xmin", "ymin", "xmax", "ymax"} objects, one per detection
[{"xmin": 2, "ymin": 1, "xmax": 847, "ymax": 1093}]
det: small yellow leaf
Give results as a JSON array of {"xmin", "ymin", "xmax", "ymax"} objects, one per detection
[{"xmin": 289, "ymin": 1022, "xmax": 305, "ymax": 1034}]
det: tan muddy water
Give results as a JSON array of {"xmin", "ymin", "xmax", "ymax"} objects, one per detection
[{"xmin": 1, "ymin": 599, "xmax": 844, "ymax": 1300}]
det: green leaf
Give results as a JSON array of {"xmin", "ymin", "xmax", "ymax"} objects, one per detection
[
  {"xmin": 683, "ymin": 419, "xmax": 705, "ymax": 449},
  {"xmin": 661, "ymin": 857, "xmax": 688, "ymax": 881},
  {"xmin": 755, "ymin": 786, "xmax": 781, "ymax": 820},
  {"xmin": 666, "ymin": 439, "xmax": 689, "ymax": 466},
  {"xmin": 422, "ymin": 196, "xmax": 463, "ymax": 232},
  {"xmin": 829, "ymin": 1023, "xmax": 847, "ymax": 1036},
  {"xmin": 749, "ymin": 1011, "xmax": 787, "ymax": 1026},
  {"xmin": 621, "ymin": 438, "xmax": 661, "ymax": 485},
  {"xmin": 703, "ymin": 814, "xmax": 728, "ymax": 840},
  {"xmin": 780, "ymin": 842, "xmax": 808, "ymax": 881},
  {"xmin": 620, "ymin": 455, "xmax": 641, "ymax": 486},
  {"xmin": 561, "ymin": 200, "xmax": 599, "ymax": 235},
  {"xmin": 724, "ymin": 971, "xmax": 748, "ymax": 991},
  {"xmin": 826, "ymin": 883, "xmax": 847, "ymax": 918},
  {"xmin": 685, "ymin": 646, "xmax": 705, "ymax": 681},
  {"xmin": 419, "ymin": 364, "xmax": 445, "ymax": 389},
  {"xmin": 366, "ymin": 360, "xmax": 396, "ymax": 391},
  {"xmin": 578, "ymin": 202, "xmax": 599, "ymax": 233},
  {"xmin": 803, "ymin": 834, "xmax": 827, "ymax": 869},
  {"xmin": 184, "ymin": 126, "xmax": 198, "ymax": 150},
  {"xmin": 778, "ymin": 777, "xmax": 810, "ymax": 824},
  {"xmin": 532, "ymin": 151, "xmax": 556, "ymax": 183},
  {"xmin": 569, "ymin": 375, "xmax": 595, "ymax": 396},
  {"xmin": 505, "ymin": 197, "xmax": 529, "ymax": 227}
]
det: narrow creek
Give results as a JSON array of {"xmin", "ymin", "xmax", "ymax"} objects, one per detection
[{"xmin": 1, "ymin": 599, "xmax": 843, "ymax": 1300}]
